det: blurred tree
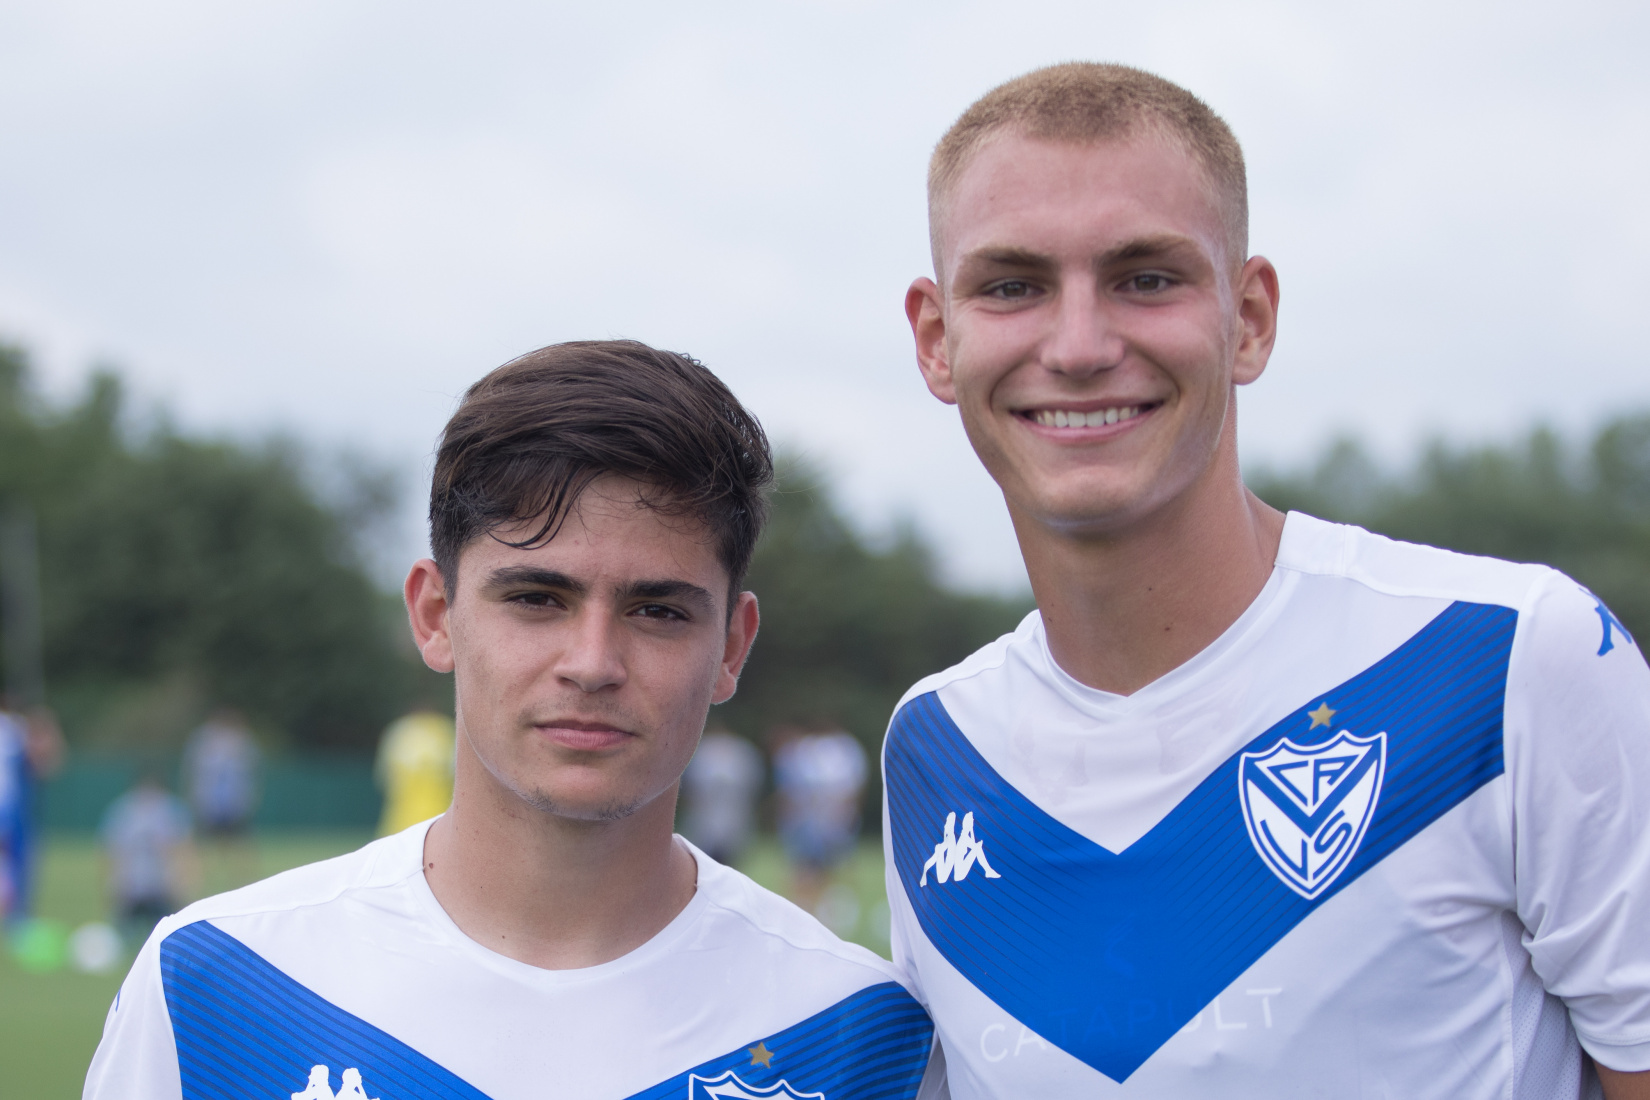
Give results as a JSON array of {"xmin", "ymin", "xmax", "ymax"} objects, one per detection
[
  {"xmin": 0, "ymin": 342, "xmax": 442, "ymax": 753},
  {"xmin": 1250, "ymin": 415, "xmax": 1650, "ymax": 638},
  {"xmin": 720, "ymin": 456, "xmax": 1033, "ymax": 750}
]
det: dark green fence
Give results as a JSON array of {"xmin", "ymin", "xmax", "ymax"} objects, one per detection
[{"xmin": 39, "ymin": 755, "xmax": 381, "ymax": 832}]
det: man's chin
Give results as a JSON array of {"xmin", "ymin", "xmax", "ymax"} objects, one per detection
[
  {"xmin": 1016, "ymin": 486, "xmax": 1159, "ymax": 538},
  {"xmin": 516, "ymin": 783, "xmax": 649, "ymax": 823}
]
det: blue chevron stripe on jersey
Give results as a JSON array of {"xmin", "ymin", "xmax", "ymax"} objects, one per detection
[
  {"xmin": 161, "ymin": 920, "xmax": 932, "ymax": 1100},
  {"xmin": 161, "ymin": 920, "xmax": 491, "ymax": 1100},
  {"xmin": 624, "ymin": 981, "xmax": 933, "ymax": 1100},
  {"xmin": 886, "ymin": 598, "xmax": 1516, "ymax": 1083}
]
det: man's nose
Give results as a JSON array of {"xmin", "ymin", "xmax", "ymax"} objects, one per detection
[
  {"xmin": 1042, "ymin": 277, "xmax": 1125, "ymax": 379},
  {"xmin": 554, "ymin": 609, "xmax": 627, "ymax": 693}
]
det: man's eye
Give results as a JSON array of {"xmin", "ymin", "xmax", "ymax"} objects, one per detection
[
  {"xmin": 510, "ymin": 591, "xmax": 560, "ymax": 608},
  {"xmin": 634, "ymin": 603, "xmax": 688, "ymax": 622},
  {"xmin": 990, "ymin": 280, "xmax": 1035, "ymax": 300},
  {"xmin": 1127, "ymin": 274, "xmax": 1171, "ymax": 292}
]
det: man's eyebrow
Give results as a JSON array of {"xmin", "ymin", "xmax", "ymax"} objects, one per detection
[
  {"xmin": 1104, "ymin": 234, "xmax": 1201, "ymax": 264},
  {"xmin": 956, "ymin": 246, "xmax": 1056, "ymax": 272},
  {"xmin": 955, "ymin": 235, "xmax": 1202, "ymax": 276},
  {"xmin": 620, "ymin": 578, "xmax": 716, "ymax": 614},
  {"xmin": 481, "ymin": 566, "xmax": 586, "ymax": 595}
]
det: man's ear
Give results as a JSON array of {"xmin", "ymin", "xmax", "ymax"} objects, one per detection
[
  {"xmin": 1232, "ymin": 255, "xmax": 1280, "ymax": 386},
  {"xmin": 711, "ymin": 591, "xmax": 760, "ymax": 705},
  {"xmin": 906, "ymin": 277, "xmax": 958, "ymax": 405},
  {"xmin": 405, "ymin": 558, "xmax": 456, "ymax": 673}
]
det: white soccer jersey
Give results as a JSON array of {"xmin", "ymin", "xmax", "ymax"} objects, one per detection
[
  {"xmin": 883, "ymin": 513, "xmax": 1650, "ymax": 1099},
  {"xmin": 86, "ymin": 824, "xmax": 936, "ymax": 1100}
]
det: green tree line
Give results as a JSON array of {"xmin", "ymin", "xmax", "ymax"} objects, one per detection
[
  {"xmin": 718, "ymin": 460, "xmax": 1033, "ymax": 745},
  {"xmin": 12, "ymin": 334, "xmax": 1639, "ymax": 763},
  {"xmin": 0, "ymin": 343, "xmax": 1030, "ymax": 757},
  {"xmin": 1249, "ymin": 415, "xmax": 1650, "ymax": 638},
  {"xmin": 0, "ymin": 344, "xmax": 441, "ymax": 754}
]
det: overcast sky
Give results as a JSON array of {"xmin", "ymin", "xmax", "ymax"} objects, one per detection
[{"xmin": 2, "ymin": 0, "xmax": 1646, "ymax": 590}]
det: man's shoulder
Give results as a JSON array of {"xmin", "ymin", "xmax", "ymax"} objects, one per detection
[
  {"xmin": 1279, "ymin": 511, "xmax": 1560, "ymax": 609},
  {"xmin": 691, "ymin": 845, "xmax": 905, "ymax": 988},
  {"xmin": 890, "ymin": 609, "xmax": 1040, "ymax": 719},
  {"xmin": 155, "ymin": 823, "xmax": 423, "ymax": 937},
  {"xmin": 1280, "ymin": 513, "xmax": 1638, "ymax": 696}
]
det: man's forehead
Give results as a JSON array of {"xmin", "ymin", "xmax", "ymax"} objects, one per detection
[
  {"xmin": 454, "ymin": 495, "xmax": 728, "ymax": 594},
  {"xmin": 464, "ymin": 514, "xmax": 716, "ymax": 573},
  {"xmin": 933, "ymin": 129, "xmax": 1232, "ymax": 271}
]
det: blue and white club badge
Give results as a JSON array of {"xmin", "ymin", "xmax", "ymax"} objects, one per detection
[
  {"xmin": 687, "ymin": 1071, "xmax": 824, "ymax": 1100},
  {"xmin": 1239, "ymin": 729, "xmax": 1387, "ymax": 899}
]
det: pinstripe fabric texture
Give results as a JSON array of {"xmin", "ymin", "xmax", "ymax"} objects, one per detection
[{"xmin": 886, "ymin": 599, "xmax": 1516, "ymax": 1082}]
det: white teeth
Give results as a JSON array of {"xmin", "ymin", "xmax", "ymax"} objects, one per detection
[{"xmin": 1035, "ymin": 406, "xmax": 1142, "ymax": 428}]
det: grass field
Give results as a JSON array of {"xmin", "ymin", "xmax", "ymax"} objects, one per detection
[{"xmin": 2, "ymin": 832, "xmax": 889, "ymax": 1098}]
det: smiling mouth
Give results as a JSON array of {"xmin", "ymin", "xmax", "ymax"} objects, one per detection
[{"xmin": 1025, "ymin": 405, "xmax": 1152, "ymax": 429}]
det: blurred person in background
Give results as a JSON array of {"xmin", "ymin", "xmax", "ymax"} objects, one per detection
[
  {"xmin": 183, "ymin": 708, "xmax": 259, "ymax": 834},
  {"xmin": 375, "ymin": 709, "xmax": 456, "ymax": 836},
  {"xmin": 0, "ymin": 703, "xmax": 28, "ymax": 921},
  {"xmin": 680, "ymin": 725, "xmax": 763, "ymax": 865},
  {"xmin": 101, "ymin": 769, "xmax": 196, "ymax": 944},
  {"xmin": 183, "ymin": 708, "xmax": 260, "ymax": 886},
  {"xmin": 0, "ymin": 700, "xmax": 65, "ymax": 922},
  {"xmin": 773, "ymin": 725, "xmax": 866, "ymax": 917}
]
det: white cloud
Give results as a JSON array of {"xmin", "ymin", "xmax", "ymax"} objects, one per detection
[{"xmin": 0, "ymin": 0, "xmax": 1645, "ymax": 589}]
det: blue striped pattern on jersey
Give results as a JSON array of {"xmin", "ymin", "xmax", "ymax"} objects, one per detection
[
  {"xmin": 161, "ymin": 920, "xmax": 489, "ymax": 1099},
  {"xmin": 161, "ymin": 920, "xmax": 932, "ymax": 1100},
  {"xmin": 886, "ymin": 599, "xmax": 1516, "ymax": 1082},
  {"xmin": 625, "ymin": 981, "xmax": 933, "ymax": 1100}
]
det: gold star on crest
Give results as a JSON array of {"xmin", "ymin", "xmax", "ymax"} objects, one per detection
[
  {"xmin": 1307, "ymin": 702, "xmax": 1337, "ymax": 729},
  {"xmin": 747, "ymin": 1042, "xmax": 775, "ymax": 1068}
]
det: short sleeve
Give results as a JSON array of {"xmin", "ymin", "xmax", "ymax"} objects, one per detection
[
  {"xmin": 1505, "ymin": 573, "xmax": 1650, "ymax": 1072},
  {"xmin": 83, "ymin": 922, "xmax": 185, "ymax": 1099}
]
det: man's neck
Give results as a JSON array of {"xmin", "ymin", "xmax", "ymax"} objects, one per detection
[
  {"xmin": 421, "ymin": 755, "xmax": 697, "ymax": 970},
  {"xmin": 1016, "ymin": 459, "xmax": 1285, "ymax": 697}
]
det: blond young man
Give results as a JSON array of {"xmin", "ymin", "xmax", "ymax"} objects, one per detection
[{"xmin": 883, "ymin": 63, "xmax": 1650, "ymax": 1099}]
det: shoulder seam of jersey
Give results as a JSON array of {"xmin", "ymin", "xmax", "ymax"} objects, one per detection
[
  {"xmin": 162, "ymin": 840, "xmax": 423, "ymax": 928},
  {"xmin": 1272, "ymin": 558, "xmax": 1533, "ymax": 606},
  {"xmin": 699, "ymin": 892, "xmax": 903, "ymax": 984},
  {"xmin": 1273, "ymin": 538, "xmax": 1556, "ymax": 611},
  {"xmin": 890, "ymin": 629, "xmax": 1020, "ymax": 716}
]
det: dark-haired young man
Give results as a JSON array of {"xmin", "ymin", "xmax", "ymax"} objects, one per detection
[
  {"xmin": 87, "ymin": 341, "xmax": 939, "ymax": 1100},
  {"xmin": 883, "ymin": 63, "xmax": 1650, "ymax": 1099}
]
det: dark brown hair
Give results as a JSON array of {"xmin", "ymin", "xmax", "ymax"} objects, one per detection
[{"xmin": 430, "ymin": 340, "xmax": 773, "ymax": 603}]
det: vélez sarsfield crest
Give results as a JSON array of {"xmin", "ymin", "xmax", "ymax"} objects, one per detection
[{"xmin": 1239, "ymin": 729, "xmax": 1387, "ymax": 899}]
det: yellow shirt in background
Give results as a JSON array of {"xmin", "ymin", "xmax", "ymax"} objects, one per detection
[{"xmin": 375, "ymin": 712, "xmax": 455, "ymax": 836}]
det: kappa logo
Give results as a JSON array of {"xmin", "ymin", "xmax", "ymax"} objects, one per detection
[
  {"xmin": 1239, "ymin": 728, "xmax": 1386, "ymax": 899},
  {"xmin": 919, "ymin": 811, "xmax": 1001, "ymax": 886},
  {"xmin": 1587, "ymin": 589, "xmax": 1634, "ymax": 656},
  {"xmin": 291, "ymin": 1064, "xmax": 379, "ymax": 1100},
  {"xmin": 687, "ymin": 1070, "xmax": 824, "ymax": 1099}
]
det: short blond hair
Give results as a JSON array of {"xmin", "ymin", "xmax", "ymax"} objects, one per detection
[{"xmin": 928, "ymin": 62, "xmax": 1248, "ymax": 269}]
